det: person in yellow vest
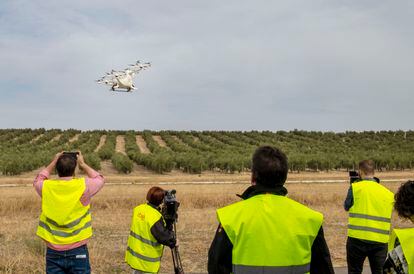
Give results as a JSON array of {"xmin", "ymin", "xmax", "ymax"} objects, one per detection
[
  {"xmin": 125, "ymin": 186, "xmax": 177, "ymax": 274},
  {"xmin": 33, "ymin": 151, "xmax": 105, "ymax": 274},
  {"xmin": 383, "ymin": 180, "xmax": 414, "ymax": 274},
  {"xmin": 343, "ymin": 159, "xmax": 394, "ymax": 274},
  {"xmin": 208, "ymin": 146, "xmax": 334, "ymax": 274}
]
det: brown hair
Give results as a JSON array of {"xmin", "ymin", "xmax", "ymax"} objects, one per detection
[
  {"xmin": 358, "ymin": 159, "xmax": 375, "ymax": 176},
  {"xmin": 394, "ymin": 180, "xmax": 414, "ymax": 219},
  {"xmin": 146, "ymin": 186, "xmax": 165, "ymax": 206},
  {"xmin": 56, "ymin": 154, "xmax": 77, "ymax": 177}
]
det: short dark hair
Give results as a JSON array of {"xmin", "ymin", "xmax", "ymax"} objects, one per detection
[
  {"xmin": 252, "ymin": 146, "xmax": 288, "ymax": 187},
  {"xmin": 56, "ymin": 154, "xmax": 77, "ymax": 177},
  {"xmin": 359, "ymin": 160, "xmax": 375, "ymax": 175},
  {"xmin": 147, "ymin": 186, "xmax": 165, "ymax": 206},
  {"xmin": 394, "ymin": 180, "xmax": 414, "ymax": 219}
]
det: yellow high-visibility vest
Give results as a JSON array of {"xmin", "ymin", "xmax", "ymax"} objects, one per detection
[
  {"xmin": 125, "ymin": 204, "xmax": 164, "ymax": 273},
  {"xmin": 36, "ymin": 178, "xmax": 92, "ymax": 245},
  {"xmin": 217, "ymin": 194, "xmax": 323, "ymax": 274},
  {"xmin": 348, "ymin": 180, "xmax": 394, "ymax": 243},
  {"xmin": 389, "ymin": 228, "xmax": 414, "ymax": 274}
]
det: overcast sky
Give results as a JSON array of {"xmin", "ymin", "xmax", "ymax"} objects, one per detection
[{"xmin": 0, "ymin": 0, "xmax": 413, "ymax": 131}]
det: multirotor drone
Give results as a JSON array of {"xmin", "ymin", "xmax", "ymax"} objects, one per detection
[{"xmin": 96, "ymin": 60, "xmax": 151, "ymax": 92}]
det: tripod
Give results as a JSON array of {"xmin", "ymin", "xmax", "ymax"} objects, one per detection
[{"xmin": 170, "ymin": 222, "xmax": 184, "ymax": 274}]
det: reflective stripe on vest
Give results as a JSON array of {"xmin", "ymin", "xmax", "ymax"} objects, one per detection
[
  {"xmin": 349, "ymin": 213, "xmax": 391, "ymax": 223},
  {"xmin": 348, "ymin": 180, "xmax": 394, "ymax": 243},
  {"xmin": 389, "ymin": 228, "xmax": 414, "ymax": 274},
  {"xmin": 125, "ymin": 204, "xmax": 164, "ymax": 273},
  {"xmin": 38, "ymin": 220, "xmax": 92, "ymax": 237},
  {"xmin": 129, "ymin": 230, "xmax": 161, "ymax": 247},
  {"xmin": 36, "ymin": 178, "xmax": 93, "ymax": 245},
  {"xmin": 126, "ymin": 246, "xmax": 162, "ymax": 262},
  {"xmin": 45, "ymin": 210, "xmax": 91, "ymax": 228},
  {"xmin": 217, "ymin": 194, "xmax": 323, "ymax": 272},
  {"xmin": 347, "ymin": 224, "xmax": 389, "ymax": 235},
  {"xmin": 233, "ymin": 263, "xmax": 310, "ymax": 274}
]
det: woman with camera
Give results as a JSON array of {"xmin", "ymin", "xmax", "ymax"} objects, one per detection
[{"xmin": 125, "ymin": 186, "xmax": 177, "ymax": 274}]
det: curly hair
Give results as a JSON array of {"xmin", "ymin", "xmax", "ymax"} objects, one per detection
[{"xmin": 394, "ymin": 180, "xmax": 414, "ymax": 219}]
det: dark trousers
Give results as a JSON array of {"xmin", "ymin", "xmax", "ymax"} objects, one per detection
[
  {"xmin": 346, "ymin": 237, "xmax": 387, "ymax": 274},
  {"xmin": 46, "ymin": 245, "xmax": 91, "ymax": 274}
]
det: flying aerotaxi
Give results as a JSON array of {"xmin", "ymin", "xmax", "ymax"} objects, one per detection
[{"xmin": 96, "ymin": 60, "xmax": 151, "ymax": 92}]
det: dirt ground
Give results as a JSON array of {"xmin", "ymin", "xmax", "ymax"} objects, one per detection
[
  {"xmin": 115, "ymin": 136, "xmax": 126, "ymax": 155},
  {"xmin": 0, "ymin": 171, "xmax": 413, "ymax": 273},
  {"xmin": 152, "ymin": 135, "xmax": 167, "ymax": 148},
  {"xmin": 1, "ymin": 168, "xmax": 412, "ymax": 186},
  {"xmin": 94, "ymin": 135, "xmax": 106, "ymax": 153},
  {"xmin": 135, "ymin": 135, "xmax": 150, "ymax": 154}
]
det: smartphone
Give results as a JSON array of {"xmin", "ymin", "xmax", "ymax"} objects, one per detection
[{"xmin": 63, "ymin": 151, "xmax": 79, "ymax": 159}]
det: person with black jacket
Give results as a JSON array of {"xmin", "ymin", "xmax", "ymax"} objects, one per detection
[
  {"xmin": 344, "ymin": 160, "xmax": 394, "ymax": 274},
  {"xmin": 208, "ymin": 146, "xmax": 334, "ymax": 274},
  {"xmin": 125, "ymin": 186, "xmax": 176, "ymax": 274}
]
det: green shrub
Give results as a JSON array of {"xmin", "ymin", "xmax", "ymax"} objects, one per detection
[
  {"xmin": 84, "ymin": 153, "xmax": 101, "ymax": 170},
  {"xmin": 111, "ymin": 153, "xmax": 133, "ymax": 174}
]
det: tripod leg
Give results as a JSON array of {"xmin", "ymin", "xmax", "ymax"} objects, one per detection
[{"xmin": 171, "ymin": 247, "xmax": 184, "ymax": 274}]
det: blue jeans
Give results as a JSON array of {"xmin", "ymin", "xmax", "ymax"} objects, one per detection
[{"xmin": 46, "ymin": 245, "xmax": 91, "ymax": 274}]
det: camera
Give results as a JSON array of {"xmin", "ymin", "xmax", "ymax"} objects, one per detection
[
  {"xmin": 162, "ymin": 189, "xmax": 180, "ymax": 228},
  {"xmin": 349, "ymin": 170, "xmax": 380, "ymax": 184},
  {"xmin": 162, "ymin": 189, "xmax": 184, "ymax": 274},
  {"xmin": 349, "ymin": 170, "xmax": 360, "ymax": 184}
]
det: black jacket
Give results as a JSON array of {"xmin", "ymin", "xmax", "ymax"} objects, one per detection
[
  {"xmin": 147, "ymin": 203, "xmax": 176, "ymax": 248},
  {"xmin": 207, "ymin": 185, "xmax": 335, "ymax": 274}
]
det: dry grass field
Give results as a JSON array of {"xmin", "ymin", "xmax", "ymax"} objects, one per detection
[{"xmin": 0, "ymin": 171, "xmax": 413, "ymax": 273}]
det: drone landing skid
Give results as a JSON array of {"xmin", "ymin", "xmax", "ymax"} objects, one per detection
[{"xmin": 110, "ymin": 88, "xmax": 134, "ymax": 93}]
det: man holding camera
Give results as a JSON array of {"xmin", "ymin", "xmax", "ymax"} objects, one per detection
[
  {"xmin": 33, "ymin": 151, "xmax": 105, "ymax": 274},
  {"xmin": 344, "ymin": 160, "xmax": 394, "ymax": 274},
  {"xmin": 125, "ymin": 186, "xmax": 177, "ymax": 274},
  {"xmin": 208, "ymin": 146, "xmax": 334, "ymax": 274}
]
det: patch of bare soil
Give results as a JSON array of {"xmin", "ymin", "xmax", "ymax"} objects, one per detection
[
  {"xmin": 51, "ymin": 134, "xmax": 61, "ymax": 142},
  {"xmin": 136, "ymin": 135, "xmax": 150, "ymax": 154},
  {"xmin": 115, "ymin": 135, "xmax": 126, "ymax": 155},
  {"xmin": 94, "ymin": 135, "xmax": 106, "ymax": 152},
  {"xmin": 30, "ymin": 133, "xmax": 44, "ymax": 144},
  {"xmin": 152, "ymin": 135, "xmax": 168, "ymax": 148},
  {"xmin": 99, "ymin": 160, "xmax": 118, "ymax": 175},
  {"xmin": 69, "ymin": 134, "xmax": 80, "ymax": 143}
]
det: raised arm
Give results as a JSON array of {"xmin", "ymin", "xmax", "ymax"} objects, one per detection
[
  {"xmin": 78, "ymin": 151, "xmax": 105, "ymax": 198},
  {"xmin": 33, "ymin": 152, "xmax": 63, "ymax": 196},
  {"xmin": 77, "ymin": 152, "xmax": 97, "ymax": 178}
]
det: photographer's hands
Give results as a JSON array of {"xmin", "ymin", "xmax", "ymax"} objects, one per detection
[
  {"xmin": 77, "ymin": 151, "xmax": 95, "ymax": 177},
  {"xmin": 77, "ymin": 151, "xmax": 86, "ymax": 169},
  {"xmin": 45, "ymin": 151, "xmax": 64, "ymax": 174}
]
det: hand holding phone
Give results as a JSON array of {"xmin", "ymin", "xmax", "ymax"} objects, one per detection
[{"xmin": 62, "ymin": 151, "xmax": 79, "ymax": 159}]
